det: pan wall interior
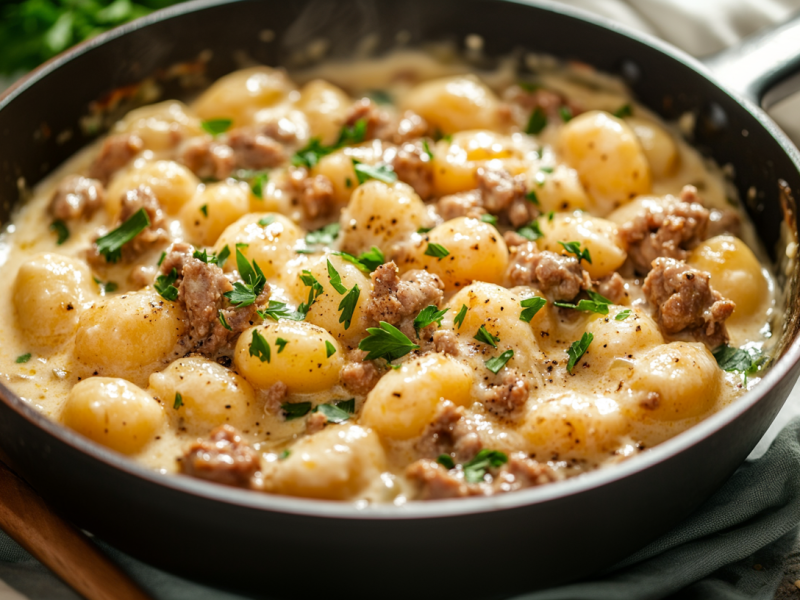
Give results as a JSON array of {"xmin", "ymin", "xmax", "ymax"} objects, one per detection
[{"xmin": 0, "ymin": 1, "xmax": 799, "ymax": 598}]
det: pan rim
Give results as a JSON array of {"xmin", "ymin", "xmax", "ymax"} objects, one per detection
[{"xmin": 2, "ymin": 0, "xmax": 800, "ymax": 521}]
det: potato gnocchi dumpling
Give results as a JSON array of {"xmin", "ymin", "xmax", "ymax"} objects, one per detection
[{"xmin": 0, "ymin": 52, "xmax": 773, "ymax": 503}]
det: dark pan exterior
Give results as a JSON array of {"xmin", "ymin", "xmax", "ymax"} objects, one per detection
[{"xmin": 1, "ymin": 1, "xmax": 800, "ymax": 598}]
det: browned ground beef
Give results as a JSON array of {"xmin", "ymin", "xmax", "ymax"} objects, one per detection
[
  {"xmin": 88, "ymin": 133, "xmax": 144, "ymax": 183},
  {"xmin": 180, "ymin": 425, "xmax": 259, "ymax": 487},
  {"xmin": 507, "ymin": 243, "xmax": 591, "ymax": 301},
  {"xmin": 49, "ymin": 175, "xmax": 105, "ymax": 220}
]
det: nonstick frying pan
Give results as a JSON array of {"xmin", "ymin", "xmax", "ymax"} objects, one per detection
[{"xmin": 1, "ymin": 1, "xmax": 800, "ymax": 598}]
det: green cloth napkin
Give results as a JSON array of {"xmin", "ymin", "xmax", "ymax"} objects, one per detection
[{"xmin": 3, "ymin": 418, "xmax": 800, "ymax": 600}]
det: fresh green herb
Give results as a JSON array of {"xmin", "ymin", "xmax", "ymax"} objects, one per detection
[
  {"xmin": 218, "ymin": 310, "xmax": 232, "ymax": 331},
  {"xmin": 305, "ymin": 223, "xmax": 340, "ymax": 246},
  {"xmin": 249, "ymin": 329, "xmax": 271, "ymax": 363},
  {"xmin": 519, "ymin": 296, "xmax": 547, "ymax": 322},
  {"xmin": 298, "ymin": 270, "xmax": 325, "ymax": 315},
  {"xmin": 525, "ymin": 190, "xmax": 540, "ymax": 205},
  {"xmin": 337, "ymin": 284, "xmax": 360, "ymax": 330},
  {"xmin": 358, "ymin": 321, "xmax": 420, "ymax": 362},
  {"xmin": 526, "ymin": 107, "xmax": 547, "ymax": 135},
  {"xmin": 547, "ymin": 211, "xmax": 555, "ymax": 221},
  {"xmin": 516, "ymin": 220, "xmax": 543, "ymax": 242},
  {"xmin": 554, "ymin": 290, "xmax": 613, "ymax": 315},
  {"xmin": 352, "ymin": 159, "xmax": 398, "ymax": 185},
  {"xmin": 454, "ymin": 304, "xmax": 468, "ymax": 329},
  {"xmin": 279, "ymin": 449, "xmax": 291, "ymax": 460},
  {"xmin": 154, "ymin": 268, "xmax": 179, "ymax": 302},
  {"xmin": 368, "ymin": 90, "xmax": 392, "ymax": 104},
  {"xmin": 713, "ymin": 345, "xmax": 764, "ymax": 384},
  {"xmin": 417, "ymin": 227, "xmax": 433, "ymax": 234},
  {"xmin": 314, "ymin": 403, "xmax": 351, "ymax": 424},
  {"xmin": 257, "ymin": 300, "xmax": 305, "ymax": 322},
  {"xmin": 291, "ymin": 119, "xmax": 368, "ymax": 168},
  {"xmin": 540, "ymin": 166, "xmax": 554, "ymax": 174},
  {"xmin": 615, "ymin": 309, "xmax": 632, "ymax": 321},
  {"xmin": 558, "ymin": 240, "xmax": 592, "ymax": 264},
  {"xmin": 480, "ymin": 214, "xmax": 498, "ymax": 226},
  {"xmin": 355, "ymin": 246, "xmax": 385, "ymax": 271},
  {"xmin": 463, "ymin": 449, "xmax": 508, "ymax": 483},
  {"xmin": 335, "ymin": 118, "xmax": 368, "ymax": 148},
  {"xmin": 422, "ymin": 139, "xmax": 434, "ymax": 160},
  {"xmin": 485, "ymin": 349, "xmax": 514, "ymax": 374},
  {"xmin": 200, "ymin": 204, "xmax": 208, "ymax": 217},
  {"xmin": 15, "ymin": 353, "xmax": 31, "ymax": 364},
  {"xmin": 413, "ymin": 306, "xmax": 449, "ymax": 337},
  {"xmin": 336, "ymin": 398, "xmax": 355, "ymax": 413},
  {"xmin": 157, "ymin": 251, "xmax": 166, "ymax": 266},
  {"xmin": 93, "ymin": 277, "xmax": 118, "ymax": 295},
  {"xmin": 251, "ymin": 173, "xmax": 269, "ymax": 199},
  {"xmin": 518, "ymin": 81, "xmax": 540, "ymax": 92},
  {"xmin": 216, "ymin": 245, "xmax": 231, "ymax": 268},
  {"xmin": 437, "ymin": 454, "xmax": 455, "ymax": 470},
  {"xmin": 275, "ymin": 337, "xmax": 288, "ymax": 353},
  {"xmin": 559, "ymin": 106, "xmax": 573, "ymax": 122},
  {"xmin": 50, "ymin": 220, "xmax": 69, "ymax": 245},
  {"xmin": 424, "ymin": 242, "xmax": 450, "ymax": 260},
  {"xmin": 173, "ymin": 392, "xmax": 183, "ymax": 410},
  {"xmin": 223, "ymin": 249, "xmax": 266, "ymax": 308},
  {"xmin": 474, "ymin": 325, "xmax": 498, "ymax": 348},
  {"xmin": 95, "ymin": 208, "xmax": 150, "ymax": 263},
  {"xmin": 325, "ymin": 340, "xmax": 337, "ymax": 358},
  {"xmin": 257, "ymin": 215, "xmax": 276, "ymax": 227},
  {"xmin": 613, "ymin": 104, "xmax": 633, "ymax": 118},
  {"xmin": 326, "ymin": 259, "xmax": 348, "ymax": 294},
  {"xmin": 345, "ymin": 177, "xmax": 352, "ymax": 188},
  {"xmin": 282, "ymin": 402, "xmax": 312, "ymax": 421},
  {"xmin": 566, "ymin": 332, "xmax": 593, "ymax": 373},
  {"xmin": 201, "ymin": 118, "xmax": 232, "ymax": 136}
]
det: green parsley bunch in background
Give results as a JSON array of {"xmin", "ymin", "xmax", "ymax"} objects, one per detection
[{"xmin": 0, "ymin": 0, "xmax": 189, "ymax": 77}]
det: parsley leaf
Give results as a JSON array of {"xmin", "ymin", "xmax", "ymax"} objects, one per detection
[
  {"xmin": 338, "ymin": 284, "xmax": 360, "ymax": 330},
  {"xmin": 474, "ymin": 325, "xmax": 499, "ymax": 348},
  {"xmin": 249, "ymin": 329, "xmax": 271, "ymax": 363},
  {"xmin": 200, "ymin": 204, "xmax": 208, "ymax": 217},
  {"xmin": 520, "ymin": 296, "xmax": 547, "ymax": 322},
  {"xmin": 223, "ymin": 249, "xmax": 266, "ymax": 307},
  {"xmin": 613, "ymin": 104, "xmax": 633, "ymax": 118},
  {"xmin": 201, "ymin": 118, "xmax": 232, "ymax": 136},
  {"xmin": 216, "ymin": 245, "xmax": 231, "ymax": 268},
  {"xmin": 95, "ymin": 208, "xmax": 150, "ymax": 263},
  {"xmin": 558, "ymin": 240, "xmax": 592, "ymax": 264},
  {"xmin": 356, "ymin": 246, "xmax": 385, "ymax": 271},
  {"xmin": 291, "ymin": 120, "xmax": 368, "ymax": 168},
  {"xmin": 218, "ymin": 311, "xmax": 232, "ymax": 331},
  {"xmin": 480, "ymin": 214, "xmax": 498, "ymax": 226},
  {"xmin": 555, "ymin": 291, "xmax": 612, "ymax": 315},
  {"xmin": 298, "ymin": 271, "xmax": 325, "ymax": 315},
  {"xmin": 327, "ymin": 259, "xmax": 348, "ymax": 294},
  {"xmin": 422, "ymin": 139, "xmax": 434, "ymax": 160},
  {"xmin": 258, "ymin": 300, "xmax": 305, "ymax": 322},
  {"xmin": 454, "ymin": 304, "xmax": 468, "ymax": 329},
  {"xmin": 251, "ymin": 173, "xmax": 269, "ymax": 199},
  {"xmin": 314, "ymin": 403, "xmax": 350, "ymax": 424},
  {"xmin": 437, "ymin": 454, "xmax": 455, "ymax": 469},
  {"xmin": 463, "ymin": 449, "xmax": 508, "ymax": 483},
  {"xmin": 275, "ymin": 337, "xmax": 288, "ymax": 353},
  {"xmin": 566, "ymin": 332, "xmax": 593, "ymax": 373},
  {"xmin": 336, "ymin": 398, "xmax": 355, "ymax": 413},
  {"xmin": 424, "ymin": 242, "xmax": 450, "ymax": 260},
  {"xmin": 335, "ymin": 118, "xmax": 367, "ymax": 147},
  {"xmin": 358, "ymin": 321, "xmax": 420, "ymax": 361},
  {"xmin": 154, "ymin": 268, "xmax": 179, "ymax": 302},
  {"xmin": 485, "ymin": 349, "xmax": 514, "ymax": 374},
  {"xmin": 15, "ymin": 353, "xmax": 31, "ymax": 364},
  {"xmin": 417, "ymin": 227, "xmax": 433, "ymax": 234},
  {"xmin": 93, "ymin": 277, "xmax": 118, "ymax": 295},
  {"xmin": 713, "ymin": 345, "xmax": 761, "ymax": 375},
  {"xmin": 305, "ymin": 223, "xmax": 340, "ymax": 247},
  {"xmin": 50, "ymin": 220, "xmax": 69, "ymax": 245},
  {"xmin": 559, "ymin": 106, "xmax": 573, "ymax": 122},
  {"xmin": 352, "ymin": 159, "xmax": 398, "ymax": 185},
  {"xmin": 282, "ymin": 402, "xmax": 312, "ymax": 421},
  {"xmin": 173, "ymin": 392, "xmax": 183, "ymax": 409},
  {"xmin": 525, "ymin": 190, "xmax": 540, "ymax": 205},
  {"xmin": 517, "ymin": 220, "xmax": 543, "ymax": 241},
  {"xmin": 279, "ymin": 449, "xmax": 291, "ymax": 460},
  {"xmin": 526, "ymin": 107, "xmax": 547, "ymax": 135},
  {"xmin": 158, "ymin": 251, "xmax": 166, "ymax": 266},
  {"xmin": 258, "ymin": 215, "xmax": 276, "ymax": 227},
  {"xmin": 413, "ymin": 305, "xmax": 449, "ymax": 337},
  {"xmin": 325, "ymin": 340, "xmax": 337, "ymax": 358},
  {"xmin": 615, "ymin": 309, "xmax": 632, "ymax": 321}
]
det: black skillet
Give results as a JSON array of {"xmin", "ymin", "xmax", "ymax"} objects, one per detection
[{"xmin": 1, "ymin": 1, "xmax": 800, "ymax": 598}]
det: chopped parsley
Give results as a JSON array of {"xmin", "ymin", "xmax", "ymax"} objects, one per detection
[
  {"xmin": 525, "ymin": 190, "xmax": 540, "ymax": 205},
  {"xmin": 154, "ymin": 268, "xmax": 179, "ymax": 302},
  {"xmin": 526, "ymin": 107, "xmax": 547, "ymax": 135},
  {"xmin": 95, "ymin": 208, "xmax": 150, "ymax": 263},
  {"xmin": 305, "ymin": 223, "xmax": 340, "ymax": 247},
  {"xmin": 368, "ymin": 90, "xmax": 393, "ymax": 104},
  {"xmin": 157, "ymin": 251, "xmax": 166, "ymax": 266},
  {"xmin": 463, "ymin": 449, "xmax": 508, "ymax": 483},
  {"xmin": 417, "ymin": 226, "xmax": 433, "ymax": 234},
  {"xmin": 291, "ymin": 119, "xmax": 368, "ymax": 168},
  {"xmin": 249, "ymin": 329, "xmax": 271, "ymax": 363},
  {"xmin": 251, "ymin": 172, "xmax": 269, "ymax": 199},
  {"xmin": 615, "ymin": 309, "xmax": 632, "ymax": 321},
  {"xmin": 192, "ymin": 248, "xmax": 228, "ymax": 267},
  {"xmin": 279, "ymin": 449, "xmax": 291, "ymax": 460},
  {"xmin": 173, "ymin": 393, "xmax": 183, "ymax": 409},
  {"xmin": 485, "ymin": 349, "xmax": 514, "ymax": 374},
  {"xmin": 282, "ymin": 401, "xmax": 312, "ymax": 421},
  {"xmin": 298, "ymin": 271, "xmax": 325, "ymax": 315},
  {"xmin": 257, "ymin": 300, "xmax": 305, "ymax": 322},
  {"xmin": 547, "ymin": 211, "xmax": 555, "ymax": 221},
  {"xmin": 200, "ymin": 118, "xmax": 232, "ymax": 136},
  {"xmin": 224, "ymin": 249, "xmax": 266, "ymax": 307},
  {"xmin": 326, "ymin": 259, "xmax": 348, "ymax": 294},
  {"xmin": 558, "ymin": 240, "xmax": 592, "ymax": 264},
  {"xmin": 454, "ymin": 304, "xmax": 468, "ymax": 329},
  {"xmin": 566, "ymin": 332, "xmax": 593, "ymax": 373},
  {"xmin": 354, "ymin": 246, "xmax": 385, "ymax": 271},
  {"xmin": 50, "ymin": 220, "xmax": 69, "ymax": 245},
  {"xmin": 474, "ymin": 325, "xmax": 498, "ymax": 348},
  {"xmin": 424, "ymin": 242, "xmax": 450, "ymax": 260},
  {"xmin": 336, "ymin": 398, "xmax": 355, "ymax": 413},
  {"xmin": 713, "ymin": 345, "xmax": 764, "ymax": 383},
  {"xmin": 358, "ymin": 321, "xmax": 420, "ymax": 362},
  {"xmin": 325, "ymin": 340, "xmax": 337, "ymax": 358},
  {"xmin": 218, "ymin": 311, "xmax": 232, "ymax": 331},
  {"xmin": 519, "ymin": 296, "xmax": 547, "ymax": 322},
  {"xmin": 554, "ymin": 290, "xmax": 613, "ymax": 315},
  {"xmin": 275, "ymin": 337, "xmax": 288, "ymax": 353},
  {"xmin": 613, "ymin": 104, "xmax": 633, "ymax": 118},
  {"xmin": 15, "ymin": 353, "xmax": 31, "ymax": 364},
  {"xmin": 337, "ymin": 284, "xmax": 360, "ymax": 330},
  {"xmin": 517, "ymin": 220, "xmax": 543, "ymax": 241},
  {"xmin": 200, "ymin": 204, "xmax": 208, "ymax": 217},
  {"xmin": 314, "ymin": 403, "xmax": 350, "ymax": 424},
  {"xmin": 559, "ymin": 106, "xmax": 573, "ymax": 122},
  {"xmin": 93, "ymin": 277, "xmax": 118, "ymax": 295},
  {"xmin": 413, "ymin": 305, "xmax": 448, "ymax": 337},
  {"xmin": 258, "ymin": 215, "xmax": 276, "ymax": 227},
  {"xmin": 422, "ymin": 139, "xmax": 434, "ymax": 160},
  {"xmin": 352, "ymin": 159, "xmax": 398, "ymax": 185},
  {"xmin": 215, "ymin": 245, "xmax": 231, "ymax": 268},
  {"xmin": 480, "ymin": 214, "xmax": 498, "ymax": 226},
  {"xmin": 437, "ymin": 454, "xmax": 455, "ymax": 469}
]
